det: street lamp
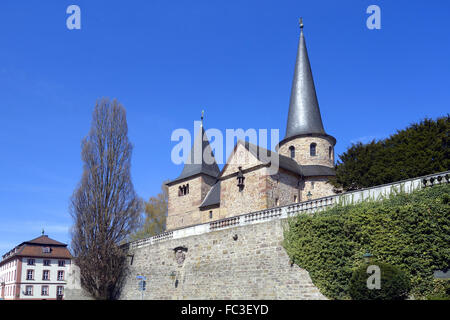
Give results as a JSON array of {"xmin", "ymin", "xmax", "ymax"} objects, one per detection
[{"xmin": 363, "ymin": 251, "xmax": 373, "ymax": 264}]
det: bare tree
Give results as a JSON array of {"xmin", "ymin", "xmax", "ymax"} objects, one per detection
[{"xmin": 70, "ymin": 98, "xmax": 142, "ymax": 299}]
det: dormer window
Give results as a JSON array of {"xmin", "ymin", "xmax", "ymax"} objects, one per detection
[
  {"xmin": 237, "ymin": 167, "xmax": 245, "ymax": 191},
  {"xmin": 289, "ymin": 146, "xmax": 295, "ymax": 159},
  {"xmin": 42, "ymin": 247, "xmax": 51, "ymax": 254},
  {"xmin": 310, "ymin": 143, "xmax": 317, "ymax": 156}
]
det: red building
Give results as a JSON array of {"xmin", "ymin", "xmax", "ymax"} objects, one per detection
[{"xmin": 0, "ymin": 234, "xmax": 73, "ymax": 300}]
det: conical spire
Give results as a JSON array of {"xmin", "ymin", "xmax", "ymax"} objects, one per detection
[
  {"xmin": 173, "ymin": 116, "xmax": 220, "ymax": 183},
  {"xmin": 284, "ymin": 20, "xmax": 325, "ymax": 139}
]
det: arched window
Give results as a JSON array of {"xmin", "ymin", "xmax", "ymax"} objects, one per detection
[
  {"xmin": 310, "ymin": 143, "xmax": 317, "ymax": 156},
  {"xmin": 289, "ymin": 146, "xmax": 295, "ymax": 159}
]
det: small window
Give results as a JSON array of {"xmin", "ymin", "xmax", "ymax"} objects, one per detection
[
  {"xmin": 310, "ymin": 143, "xmax": 317, "ymax": 156},
  {"xmin": 58, "ymin": 260, "xmax": 65, "ymax": 267},
  {"xmin": 311, "ymin": 181, "xmax": 315, "ymax": 189},
  {"xmin": 275, "ymin": 198, "xmax": 279, "ymax": 206},
  {"xmin": 26, "ymin": 270, "xmax": 34, "ymax": 280},
  {"xmin": 41, "ymin": 286, "xmax": 49, "ymax": 296},
  {"xmin": 294, "ymin": 195, "xmax": 298, "ymax": 203},
  {"xmin": 179, "ymin": 184, "xmax": 189, "ymax": 196},
  {"xmin": 43, "ymin": 260, "xmax": 51, "ymax": 266},
  {"xmin": 27, "ymin": 259, "xmax": 35, "ymax": 266},
  {"xmin": 209, "ymin": 211, "xmax": 213, "ymax": 219},
  {"xmin": 42, "ymin": 247, "xmax": 51, "ymax": 253},
  {"xmin": 289, "ymin": 146, "xmax": 295, "ymax": 159},
  {"xmin": 42, "ymin": 270, "xmax": 50, "ymax": 280},
  {"xmin": 25, "ymin": 286, "xmax": 33, "ymax": 296},
  {"xmin": 329, "ymin": 146, "xmax": 332, "ymax": 159}
]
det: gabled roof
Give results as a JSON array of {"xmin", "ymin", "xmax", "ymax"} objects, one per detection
[
  {"xmin": 222, "ymin": 140, "xmax": 334, "ymax": 178},
  {"xmin": 239, "ymin": 140, "xmax": 303, "ymax": 176},
  {"xmin": 168, "ymin": 125, "xmax": 220, "ymax": 185}
]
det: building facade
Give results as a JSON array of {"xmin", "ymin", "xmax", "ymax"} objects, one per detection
[
  {"xmin": 0, "ymin": 234, "xmax": 72, "ymax": 300},
  {"xmin": 166, "ymin": 23, "xmax": 336, "ymax": 230}
]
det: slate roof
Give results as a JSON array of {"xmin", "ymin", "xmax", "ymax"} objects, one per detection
[
  {"xmin": 285, "ymin": 25, "xmax": 326, "ymax": 139},
  {"xmin": 168, "ymin": 126, "xmax": 220, "ymax": 185},
  {"xmin": 238, "ymin": 140, "xmax": 303, "ymax": 176},
  {"xmin": 301, "ymin": 165, "xmax": 336, "ymax": 177},
  {"xmin": 199, "ymin": 181, "xmax": 221, "ymax": 208}
]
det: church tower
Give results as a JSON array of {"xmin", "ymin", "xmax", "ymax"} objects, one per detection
[
  {"xmin": 166, "ymin": 117, "xmax": 220, "ymax": 230},
  {"xmin": 277, "ymin": 19, "xmax": 336, "ymax": 199}
]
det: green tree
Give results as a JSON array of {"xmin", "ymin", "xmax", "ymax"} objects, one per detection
[
  {"xmin": 330, "ymin": 116, "xmax": 449, "ymax": 191},
  {"xmin": 131, "ymin": 181, "xmax": 168, "ymax": 240}
]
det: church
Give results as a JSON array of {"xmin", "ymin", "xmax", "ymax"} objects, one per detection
[{"xmin": 166, "ymin": 22, "xmax": 337, "ymax": 230}]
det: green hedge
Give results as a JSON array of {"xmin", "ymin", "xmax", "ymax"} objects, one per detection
[
  {"xmin": 283, "ymin": 183, "xmax": 450, "ymax": 299},
  {"xmin": 349, "ymin": 261, "xmax": 410, "ymax": 300}
]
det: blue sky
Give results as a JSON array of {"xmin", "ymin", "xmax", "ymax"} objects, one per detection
[{"xmin": 0, "ymin": 1, "xmax": 448, "ymax": 253}]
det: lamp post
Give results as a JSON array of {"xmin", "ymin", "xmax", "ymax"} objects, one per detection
[{"xmin": 363, "ymin": 251, "xmax": 373, "ymax": 264}]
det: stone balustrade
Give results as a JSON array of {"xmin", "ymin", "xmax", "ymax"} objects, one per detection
[
  {"xmin": 126, "ymin": 170, "xmax": 450, "ymax": 250},
  {"xmin": 210, "ymin": 216, "xmax": 240, "ymax": 230}
]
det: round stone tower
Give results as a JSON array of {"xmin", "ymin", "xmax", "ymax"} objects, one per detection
[{"xmin": 277, "ymin": 20, "xmax": 336, "ymax": 200}]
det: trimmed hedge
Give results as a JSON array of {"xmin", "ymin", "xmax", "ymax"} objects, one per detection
[
  {"xmin": 283, "ymin": 183, "xmax": 450, "ymax": 299},
  {"xmin": 349, "ymin": 261, "xmax": 410, "ymax": 300}
]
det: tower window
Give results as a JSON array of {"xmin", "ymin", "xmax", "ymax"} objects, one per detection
[
  {"xmin": 289, "ymin": 146, "xmax": 295, "ymax": 159},
  {"xmin": 275, "ymin": 198, "xmax": 279, "ymax": 206},
  {"xmin": 209, "ymin": 211, "xmax": 213, "ymax": 219},
  {"xmin": 294, "ymin": 195, "xmax": 298, "ymax": 203},
  {"xmin": 178, "ymin": 184, "xmax": 189, "ymax": 196},
  {"xmin": 310, "ymin": 143, "xmax": 317, "ymax": 156},
  {"xmin": 329, "ymin": 146, "xmax": 332, "ymax": 159}
]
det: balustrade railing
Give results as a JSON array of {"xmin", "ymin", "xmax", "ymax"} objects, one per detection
[{"xmin": 125, "ymin": 170, "xmax": 449, "ymax": 250}]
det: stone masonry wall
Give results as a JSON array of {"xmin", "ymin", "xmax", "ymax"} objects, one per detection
[
  {"xmin": 167, "ymin": 175, "xmax": 216, "ymax": 230},
  {"xmin": 278, "ymin": 136, "xmax": 334, "ymax": 167},
  {"xmin": 301, "ymin": 177, "xmax": 335, "ymax": 200},
  {"xmin": 267, "ymin": 169, "xmax": 301, "ymax": 206},
  {"xmin": 119, "ymin": 219, "xmax": 326, "ymax": 300}
]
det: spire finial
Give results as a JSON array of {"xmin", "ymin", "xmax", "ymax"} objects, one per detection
[
  {"xmin": 201, "ymin": 110, "xmax": 204, "ymax": 126},
  {"xmin": 41, "ymin": 228, "xmax": 45, "ymax": 235},
  {"xmin": 299, "ymin": 17, "xmax": 304, "ymax": 30}
]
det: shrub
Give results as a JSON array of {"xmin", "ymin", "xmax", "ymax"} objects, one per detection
[
  {"xmin": 283, "ymin": 183, "xmax": 450, "ymax": 299},
  {"xmin": 349, "ymin": 261, "xmax": 410, "ymax": 300}
]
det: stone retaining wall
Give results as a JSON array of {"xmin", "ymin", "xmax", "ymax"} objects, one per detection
[{"xmin": 119, "ymin": 219, "xmax": 326, "ymax": 300}]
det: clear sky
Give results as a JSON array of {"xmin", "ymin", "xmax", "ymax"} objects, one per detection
[{"xmin": 0, "ymin": 1, "xmax": 449, "ymax": 253}]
